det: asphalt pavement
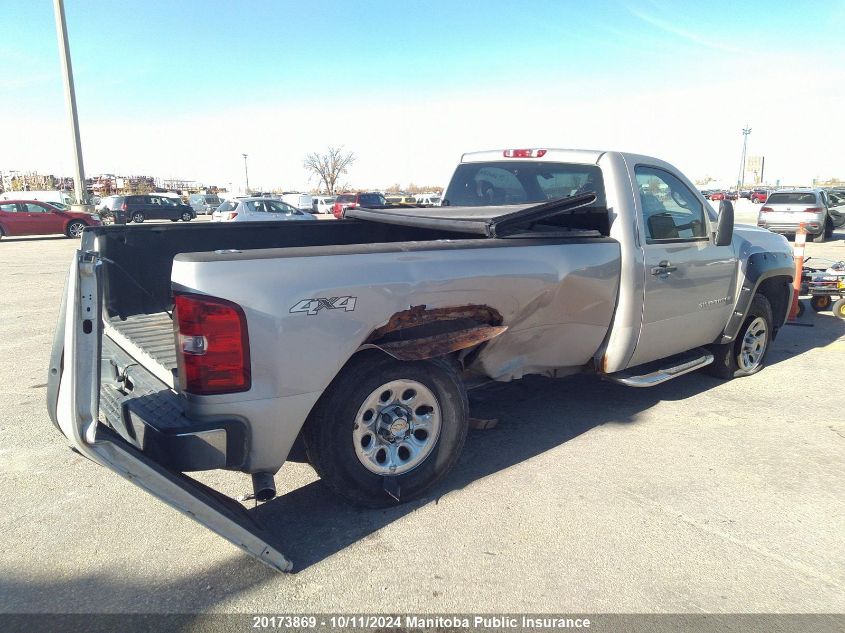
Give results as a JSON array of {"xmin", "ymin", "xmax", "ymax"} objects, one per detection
[{"xmin": 0, "ymin": 202, "xmax": 843, "ymax": 615}]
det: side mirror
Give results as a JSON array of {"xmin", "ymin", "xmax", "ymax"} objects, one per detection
[{"xmin": 715, "ymin": 200, "xmax": 734, "ymax": 246}]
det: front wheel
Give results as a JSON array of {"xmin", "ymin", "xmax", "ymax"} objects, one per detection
[
  {"xmin": 181, "ymin": 212, "xmax": 192, "ymax": 222},
  {"xmin": 65, "ymin": 220, "xmax": 86, "ymax": 238},
  {"xmin": 705, "ymin": 294, "xmax": 773, "ymax": 379},
  {"xmin": 303, "ymin": 352, "xmax": 468, "ymax": 508},
  {"xmin": 833, "ymin": 297, "xmax": 845, "ymax": 321}
]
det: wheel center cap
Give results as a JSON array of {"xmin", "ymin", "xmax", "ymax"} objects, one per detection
[{"xmin": 389, "ymin": 419, "xmax": 409, "ymax": 436}]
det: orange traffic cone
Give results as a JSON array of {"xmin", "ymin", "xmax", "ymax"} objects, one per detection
[{"xmin": 788, "ymin": 223, "xmax": 807, "ymax": 320}]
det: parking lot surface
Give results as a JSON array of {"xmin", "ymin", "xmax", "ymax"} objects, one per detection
[{"xmin": 1, "ymin": 203, "xmax": 843, "ymax": 613}]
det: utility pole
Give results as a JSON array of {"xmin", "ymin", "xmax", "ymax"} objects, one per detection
[
  {"xmin": 242, "ymin": 153, "xmax": 249, "ymax": 193},
  {"xmin": 53, "ymin": 0, "xmax": 89, "ymax": 208},
  {"xmin": 737, "ymin": 125, "xmax": 751, "ymax": 193}
]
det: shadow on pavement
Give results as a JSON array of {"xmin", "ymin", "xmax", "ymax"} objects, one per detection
[{"xmin": 252, "ymin": 371, "xmax": 712, "ymax": 572}]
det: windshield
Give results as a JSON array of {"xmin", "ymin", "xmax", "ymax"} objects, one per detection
[
  {"xmin": 444, "ymin": 161, "xmax": 606, "ymax": 207},
  {"xmin": 204, "ymin": 196, "xmax": 221, "ymax": 204},
  {"xmin": 217, "ymin": 200, "xmax": 237, "ymax": 212},
  {"xmin": 766, "ymin": 192, "xmax": 818, "ymax": 205}
]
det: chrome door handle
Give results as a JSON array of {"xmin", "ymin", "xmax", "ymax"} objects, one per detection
[{"xmin": 651, "ymin": 261, "xmax": 677, "ymax": 275}]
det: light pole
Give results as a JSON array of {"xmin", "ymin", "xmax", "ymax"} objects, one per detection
[
  {"xmin": 53, "ymin": 0, "xmax": 88, "ymax": 207},
  {"xmin": 242, "ymin": 153, "xmax": 249, "ymax": 193},
  {"xmin": 737, "ymin": 125, "xmax": 751, "ymax": 193}
]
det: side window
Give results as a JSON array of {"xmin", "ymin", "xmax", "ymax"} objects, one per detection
[
  {"xmin": 24, "ymin": 203, "xmax": 50, "ymax": 213},
  {"xmin": 635, "ymin": 166, "xmax": 708, "ymax": 242},
  {"xmin": 149, "ymin": 197, "xmax": 161, "ymax": 205},
  {"xmin": 0, "ymin": 203, "xmax": 18, "ymax": 213}
]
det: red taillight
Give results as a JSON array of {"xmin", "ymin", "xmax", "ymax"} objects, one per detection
[
  {"xmin": 173, "ymin": 293, "xmax": 250, "ymax": 395},
  {"xmin": 121, "ymin": 202, "xmax": 127, "ymax": 211},
  {"xmin": 503, "ymin": 148, "xmax": 547, "ymax": 158},
  {"xmin": 226, "ymin": 212, "xmax": 238, "ymax": 220},
  {"xmin": 804, "ymin": 207, "xmax": 823, "ymax": 214},
  {"xmin": 760, "ymin": 206, "xmax": 773, "ymax": 213}
]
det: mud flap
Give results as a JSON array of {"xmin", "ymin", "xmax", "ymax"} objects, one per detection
[{"xmin": 49, "ymin": 249, "xmax": 292, "ymax": 573}]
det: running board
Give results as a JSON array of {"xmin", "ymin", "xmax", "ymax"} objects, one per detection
[{"xmin": 604, "ymin": 348, "xmax": 714, "ymax": 388}]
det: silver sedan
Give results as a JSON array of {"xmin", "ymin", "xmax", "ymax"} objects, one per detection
[{"xmin": 211, "ymin": 197, "xmax": 317, "ymax": 223}]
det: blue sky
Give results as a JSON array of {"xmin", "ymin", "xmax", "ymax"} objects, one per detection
[{"xmin": 3, "ymin": 0, "xmax": 844, "ymax": 189}]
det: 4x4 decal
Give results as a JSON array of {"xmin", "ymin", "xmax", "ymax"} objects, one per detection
[{"xmin": 289, "ymin": 296, "xmax": 357, "ymax": 316}]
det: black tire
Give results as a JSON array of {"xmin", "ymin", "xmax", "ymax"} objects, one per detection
[
  {"xmin": 812, "ymin": 223, "xmax": 828, "ymax": 243},
  {"xmin": 810, "ymin": 295, "xmax": 832, "ymax": 312},
  {"xmin": 833, "ymin": 297, "xmax": 845, "ymax": 321},
  {"xmin": 130, "ymin": 212, "xmax": 145, "ymax": 223},
  {"xmin": 0, "ymin": 227, "xmax": 4, "ymax": 240},
  {"xmin": 181, "ymin": 212, "xmax": 192, "ymax": 222},
  {"xmin": 705, "ymin": 294, "xmax": 773, "ymax": 379},
  {"xmin": 303, "ymin": 352, "xmax": 468, "ymax": 508},
  {"xmin": 797, "ymin": 300, "xmax": 805, "ymax": 318},
  {"xmin": 65, "ymin": 220, "xmax": 86, "ymax": 238},
  {"xmin": 824, "ymin": 217, "xmax": 834, "ymax": 239},
  {"xmin": 170, "ymin": 219, "xmax": 180, "ymax": 222}
]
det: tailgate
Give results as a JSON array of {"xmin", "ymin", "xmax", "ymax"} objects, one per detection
[{"xmin": 46, "ymin": 247, "xmax": 292, "ymax": 572}]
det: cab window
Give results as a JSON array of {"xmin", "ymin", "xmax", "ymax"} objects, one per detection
[
  {"xmin": 635, "ymin": 166, "xmax": 708, "ymax": 242},
  {"xmin": 24, "ymin": 203, "xmax": 51, "ymax": 213}
]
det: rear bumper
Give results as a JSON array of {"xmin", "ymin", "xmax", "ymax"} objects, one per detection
[
  {"xmin": 101, "ymin": 336, "xmax": 248, "ymax": 471},
  {"xmin": 757, "ymin": 221, "xmax": 822, "ymax": 235}
]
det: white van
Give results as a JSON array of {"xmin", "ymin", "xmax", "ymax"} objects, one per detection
[
  {"xmin": 0, "ymin": 190, "xmax": 73, "ymax": 204},
  {"xmin": 281, "ymin": 192, "xmax": 314, "ymax": 213}
]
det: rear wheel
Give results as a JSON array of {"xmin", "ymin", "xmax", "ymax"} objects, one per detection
[
  {"xmin": 833, "ymin": 298, "xmax": 845, "ymax": 321},
  {"xmin": 810, "ymin": 295, "xmax": 832, "ymax": 312},
  {"xmin": 812, "ymin": 220, "xmax": 829, "ymax": 243},
  {"xmin": 304, "ymin": 353, "xmax": 468, "ymax": 508},
  {"xmin": 65, "ymin": 220, "xmax": 86, "ymax": 238},
  {"xmin": 181, "ymin": 211, "xmax": 192, "ymax": 222},
  {"xmin": 705, "ymin": 294, "xmax": 773, "ymax": 379},
  {"xmin": 131, "ymin": 212, "xmax": 145, "ymax": 223}
]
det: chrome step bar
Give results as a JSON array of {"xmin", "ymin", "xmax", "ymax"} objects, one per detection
[{"xmin": 604, "ymin": 349, "xmax": 714, "ymax": 388}]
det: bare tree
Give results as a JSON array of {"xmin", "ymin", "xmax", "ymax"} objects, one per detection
[{"xmin": 303, "ymin": 146, "xmax": 356, "ymax": 194}]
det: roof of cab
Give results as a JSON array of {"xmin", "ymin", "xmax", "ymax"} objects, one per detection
[{"xmin": 460, "ymin": 148, "xmax": 607, "ymax": 164}]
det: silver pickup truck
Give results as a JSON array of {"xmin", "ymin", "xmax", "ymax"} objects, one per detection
[{"xmin": 47, "ymin": 148, "xmax": 794, "ymax": 572}]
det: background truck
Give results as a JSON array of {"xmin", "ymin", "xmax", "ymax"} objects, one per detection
[{"xmin": 47, "ymin": 148, "xmax": 794, "ymax": 572}]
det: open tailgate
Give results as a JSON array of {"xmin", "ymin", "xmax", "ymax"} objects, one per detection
[{"xmin": 46, "ymin": 247, "xmax": 292, "ymax": 572}]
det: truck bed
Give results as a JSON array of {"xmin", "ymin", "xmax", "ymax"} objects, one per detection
[{"xmin": 105, "ymin": 312, "xmax": 176, "ymax": 388}]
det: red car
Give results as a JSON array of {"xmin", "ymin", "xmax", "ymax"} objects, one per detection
[
  {"xmin": 0, "ymin": 200, "xmax": 101, "ymax": 239},
  {"xmin": 331, "ymin": 192, "xmax": 388, "ymax": 219},
  {"xmin": 750, "ymin": 190, "xmax": 768, "ymax": 203},
  {"xmin": 709, "ymin": 191, "xmax": 726, "ymax": 201}
]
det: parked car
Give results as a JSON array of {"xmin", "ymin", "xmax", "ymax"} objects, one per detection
[
  {"xmin": 384, "ymin": 194, "xmax": 418, "ymax": 206},
  {"xmin": 311, "ymin": 196, "xmax": 336, "ymax": 214},
  {"xmin": 757, "ymin": 189, "xmax": 845, "ymax": 242},
  {"xmin": 725, "ymin": 191, "xmax": 739, "ymax": 201},
  {"xmin": 211, "ymin": 197, "xmax": 316, "ymax": 223},
  {"xmin": 49, "ymin": 147, "xmax": 794, "ymax": 572},
  {"xmin": 280, "ymin": 192, "xmax": 314, "ymax": 214},
  {"xmin": 189, "ymin": 194, "xmax": 223, "ymax": 215},
  {"xmin": 415, "ymin": 193, "xmax": 442, "ymax": 206},
  {"xmin": 0, "ymin": 199, "xmax": 101, "ymax": 239},
  {"xmin": 739, "ymin": 190, "xmax": 751, "ymax": 199},
  {"xmin": 751, "ymin": 189, "xmax": 769, "ymax": 203},
  {"xmin": 709, "ymin": 191, "xmax": 726, "ymax": 201},
  {"xmin": 118, "ymin": 194, "xmax": 196, "ymax": 223},
  {"xmin": 332, "ymin": 192, "xmax": 388, "ymax": 218}
]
